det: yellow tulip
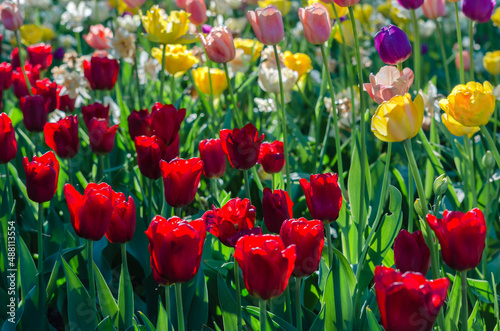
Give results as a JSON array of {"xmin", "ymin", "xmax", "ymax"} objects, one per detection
[
  {"xmin": 141, "ymin": 6, "xmax": 195, "ymax": 45},
  {"xmin": 193, "ymin": 67, "xmax": 228, "ymax": 95},
  {"xmin": 353, "ymin": 4, "xmax": 372, "ymax": 24},
  {"xmin": 439, "ymin": 82, "xmax": 495, "ymax": 127},
  {"xmin": 371, "ymin": 93, "xmax": 424, "ymax": 142},
  {"xmin": 109, "ymin": 0, "xmax": 138, "ymax": 14},
  {"xmin": 307, "ymin": 0, "xmax": 348, "ymax": 19},
  {"xmin": 283, "ymin": 51, "xmax": 312, "ymax": 77},
  {"xmin": 40, "ymin": 26, "xmax": 55, "ymax": 41},
  {"xmin": 441, "ymin": 114, "xmax": 479, "ymax": 138},
  {"xmin": 152, "ymin": 44, "xmax": 199, "ymax": 76},
  {"xmin": 483, "ymin": 51, "xmax": 500, "ymax": 76},
  {"xmin": 390, "ymin": 7, "xmax": 410, "ymax": 26},
  {"xmin": 377, "ymin": 0, "xmax": 392, "ymax": 18},
  {"xmin": 258, "ymin": 0, "xmax": 291, "ymax": 15},
  {"xmin": 492, "ymin": 7, "xmax": 500, "ymax": 28},
  {"xmin": 333, "ymin": 20, "xmax": 354, "ymax": 48},
  {"xmin": 234, "ymin": 38, "xmax": 264, "ymax": 62},
  {"xmin": 20, "ymin": 24, "xmax": 44, "ymax": 45}
]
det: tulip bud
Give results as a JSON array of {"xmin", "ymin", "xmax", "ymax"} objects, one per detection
[
  {"xmin": 44, "ymin": 115, "xmax": 80, "ymax": 159},
  {"xmin": 462, "ymin": 0, "xmax": 495, "ymax": 23},
  {"xmin": 0, "ymin": 1, "xmax": 23, "ymax": 31},
  {"xmin": 160, "ymin": 157, "xmax": 203, "ymax": 208},
  {"xmin": 299, "ymin": 173, "xmax": 342, "ymax": 223},
  {"xmin": 258, "ymin": 141, "xmax": 285, "ymax": 174},
  {"xmin": 432, "ymin": 174, "xmax": 448, "ymax": 196},
  {"xmin": 247, "ymin": 5, "xmax": 285, "ymax": 46},
  {"xmin": 199, "ymin": 138, "xmax": 226, "ymax": 179},
  {"xmin": 422, "ymin": 0, "xmax": 446, "ymax": 19},
  {"xmin": 298, "ymin": 3, "xmax": 332, "ymax": 45},
  {"xmin": 394, "ymin": 230, "xmax": 431, "ymax": 275},
  {"xmin": 396, "ymin": 0, "xmax": 424, "ymax": 10},
  {"xmin": 482, "ymin": 151, "xmax": 495, "ymax": 169},
  {"xmin": 0, "ymin": 113, "xmax": 17, "ymax": 164},
  {"xmin": 262, "ymin": 188, "xmax": 293, "ymax": 233},
  {"xmin": 332, "ymin": 0, "xmax": 360, "ymax": 7},
  {"xmin": 220, "ymin": 123, "xmax": 265, "ymax": 170},
  {"xmin": 374, "ymin": 25, "xmax": 412, "ymax": 66},
  {"xmin": 413, "ymin": 198, "xmax": 424, "ymax": 218},
  {"xmin": 23, "ymin": 151, "xmax": 59, "ymax": 203},
  {"xmin": 199, "ymin": 26, "xmax": 236, "ymax": 64},
  {"xmin": 186, "ymin": 0, "xmax": 207, "ymax": 26}
]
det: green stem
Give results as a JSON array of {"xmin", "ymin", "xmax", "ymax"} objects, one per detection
[
  {"xmin": 455, "ymin": 2, "xmax": 465, "ymax": 84},
  {"xmin": 411, "ymin": 10, "xmax": 421, "ymax": 91},
  {"xmin": 435, "ymin": 19, "xmax": 451, "ymax": 92},
  {"xmin": 165, "ymin": 285, "xmax": 171, "ymax": 318},
  {"xmin": 159, "ymin": 44, "xmax": 167, "ymax": 101},
  {"xmin": 38, "ymin": 203, "xmax": 45, "ymax": 313},
  {"xmin": 170, "ymin": 74, "xmax": 176, "ymax": 104},
  {"xmin": 408, "ymin": 139, "xmax": 414, "ymax": 233},
  {"xmin": 260, "ymin": 299, "xmax": 267, "ymax": 331},
  {"xmin": 295, "ymin": 277, "xmax": 302, "ymax": 331},
  {"xmin": 461, "ymin": 270, "xmax": 468, "ymax": 331},
  {"xmin": 75, "ymin": 31, "xmax": 83, "ymax": 55},
  {"xmin": 482, "ymin": 168, "xmax": 492, "ymax": 278},
  {"xmin": 325, "ymin": 223, "xmax": 333, "ymax": 267},
  {"xmin": 273, "ymin": 45, "xmax": 292, "ymax": 197},
  {"xmin": 223, "ymin": 63, "xmax": 243, "ymax": 127},
  {"xmin": 5, "ymin": 164, "xmax": 13, "ymax": 207},
  {"xmin": 175, "ymin": 283, "xmax": 185, "ymax": 331},
  {"xmin": 211, "ymin": 178, "xmax": 219, "ymax": 204},
  {"xmin": 469, "ymin": 20, "xmax": 474, "ymax": 82},
  {"xmin": 133, "ymin": 53, "xmax": 143, "ymax": 109},
  {"xmin": 243, "ymin": 170, "xmax": 252, "ymax": 203},
  {"xmin": 97, "ymin": 155, "xmax": 105, "ymax": 182},
  {"xmin": 463, "ymin": 137, "xmax": 478, "ymax": 208},
  {"xmin": 87, "ymin": 240, "xmax": 97, "ymax": 327},
  {"xmin": 317, "ymin": 110, "xmax": 333, "ymax": 174},
  {"xmin": 480, "ymin": 126, "xmax": 500, "ymax": 169},
  {"xmin": 121, "ymin": 244, "xmax": 133, "ymax": 329},
  {"xmin": 148, "ymin": 178, "xmax": 153, "ymax": 224},
  {"xmin": 234, "ymin": 261, "xmax": 242, "ymax": 331},
  {"xmin": 15, "ymin": 31, "xmax": 33, "ymax": 95},
  {"xmin": 67, "ymin": 158, "xmax": 73, "ymax": 186}
]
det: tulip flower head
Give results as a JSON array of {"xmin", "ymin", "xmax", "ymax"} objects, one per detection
[
  {"xmin": 396, "ymin": 0, "xmax": 424, "ymax": 10},
  {"xmin": 364, "ymin": 66, "xmax": 414, "ymax": 104},
  {"xmin": 199, "ymin": 26, "xmax": 236, "ymax": 63},
  {"xmin": 421, "ymin": 0, "xmax": 446, "ymax": 19},
  {"xmin": 20, "ymin": 95, "xmax": 50, "ymax": 133},
  {"xmin": 105, "ymin": 191, "xmax": 136, "ymax": 244},
  {"xmin": 151, "ymin": 44, "xmax": 199, "ymax": 76},
  {"xmin": 374, "ymin": 25, "xmax": 412, "ymax": 66},
  {"xmin": 332, "ymin": 0, "xmax": 361, "ymax": 7},
  {"xmin": 462, "ymin": 0, "xmax": 495, "ymax": 23},
  {"xmin": 185, "ymin": 0, "xmax": 207, "ymax": 25},
  {"xmin": 83, "ymin": 53, "xmax": 120, "ymax": 90},
  {"xmin": 299, "ymin": 173, "xmax": 342, "ymax": 223},
  {"xmin": 298, "ymin": 3, "xmax": 332, "ymax": 45},
  {"xmin": 262, "ymin": 188, "xmax": 293, "ymax": 233},
  {"xmin": 0, "ymin": 62, "xmax": 13, "ymax": 91},
  {"xmin": 13, "ymin": 64, "xmax": 41, "ymax": 99},
  {"xmin": 193, "ymin": 67, "xmax": 228, "ymax": 95},
  {"xmin": 23, "ymin": 152, "xmax": 59, "ymax": 203},
  {"xmin": 44, "ymin": 115, "xmax": 80, "ymax": 159},
  {"xmin": 441, "ymin": 113, "xmax": 479, "ymax": 138},
  {"xmin": 88, "ymin": 119, "xmax": 119, "ymax": 155},
  {"xmin": 0, "ymin": 113, "xmax": 17, "ymax": 164},
  {"xmin": 160, "ymin": 157, "xmax": 203, "ymax": 208},
  {"xmin": 394, "ymin": 230, "xmax": 431, "ymax": 275},
  {"xmin": 283, "ymin": 51, "xmax": 313, "ymax": 77},
  {"xmin": 27, "ymin": 43, "xmax": 53, "ymax": 70},
  {"xmin": 247, "ymin": 5, "xmax": 285, "ymax": 46},
  {"xmin": 0, "ymin": 1, "xmax": 23, "ymax": 31},
  {"xmin": 199, "ymin": 138, "xmax": 226, "ymax": 179},
  {"xmin": 141, "ymin": 6, "xmax": 196, "ymax": 44},
  {"xmin": 32, "ymin": 79, "xmax": 59, "ymax": 113},
  {"xmin": 483, "ymin": 51, "xmax": 500, "ymax": 76},
  {"xmin": 220, "ymin": 123, "xmax": 265, "ymax": 170},
  {"xmin": 258, "ymin": 141, "xmax": 285, "ymax": 174},
  {"xmin": 135, "ymin": 135, "xmax": 179, "ymax": 180},
  {"xmin": 84, "ymin": 24, "xmax": 113, "ymax": 50}
]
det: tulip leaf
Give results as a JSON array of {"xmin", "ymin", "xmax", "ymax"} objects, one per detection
[
  {"xmin": 94, "ymin": 262, "xmax": 119, "ymax": 329},
  {"xmin": 156, "ymin": 297, "xmax": 173, "ymax": 331},
  {"xmin": 186, "ymin": 271, "xmax": 209, "ymax": 331},
  {"xmin": 243, "ymin": 306, "xmax": 295, "ymax": 331},
  {"xmin": 96, "ymin": 316, "xmax": 116, "ymax": 331},
  {"xmin": 118, "ymin": 261, "xmax": 134, "ymax": 330},
  {"xmin": 366, "ymin": 307, "xmax": 382, "ymax": 331},
  {"xmin": 468, "ymin": 301, "xmax": 480, "ymax": 330},
  {"xmin": 217, "ymin": 272, "xmax": 238, "ymax": 331},
  {"xmin": 18, "ymin": 234, "xmax": 37, "ymax": 297},
  {"xmin": 445, "ymin": 272, "xmax": 462, "ymax": 331},
  {"xmin": 309, "ymin": 305, "xmax": 325, "ymax": 331},
  {"xmin": 138, "ymin": 311, "xmax": 156, "ymax": 331}
]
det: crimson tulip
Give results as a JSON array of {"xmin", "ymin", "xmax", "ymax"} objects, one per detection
[
  {"xmin": 64, "ymin": 182, "xmax": 114, "ymax": 241},
  {"xmin": 128, "ymin": 109, "xmax": 152, "ymax": 141},
  {"xmin": 262, "ymin": 188, "xmax": 293, "ymax": 233},
  {"xmin": 44, "ymin": 115, "xmax": 80, "ymax": 159},
  {"xmin": 258, "ymin": 141, "xmax": 285, "ymax": 174},
  {"xmin": 151, "ymin": 103, "xmax": 186, "ymax": 145},
  {"xmin": 27, "ymin": 43, "xmax": 53, "ymax": 70},
  {"xmin": 32, "ymin": 79, "xmax": 59, "ymax": 113},
  {"xmin": 83, "ymin": 54, "xmax": 120, "ymax": 90},
  {"xmin": 23, "ymin": 151, "xmax": 59, "ymax": 203},
  {"xmin": 82, "ymin": 102, "xmax": 110, "ymax": 128},
  {"xmin": 20, "ymin": 94, "xmax": 49, "ymax": 132},
  {"xmin": 374, "ymin": 266, "xmax": 449, "ymax": 331},
  {"xmin": 426, "ymin": 208, "xmax": 486, "ymax": 271},
  {"xmin": 12, "ymin": 64, "xmax": 41, "ymax": 98},
  {"xmin": 105, "ymin": 191, "xmax": 136, "ymax": 243},
  {"xmin": 146, "ymin": 216, "xmax": 206, "ymax": 285},
  {"xmin": 199, "ymin": 138, "xmax": 226, "ymax": 179},
  {"xmin": 234, "ymin": 234, "xmax": 296, "ymax": 300},
  {"xmin": 299, "ymin": 173, "xmax": 342, "ymax": 223},
  {"xmin": 58, "ymin": 89, "xmax": 76, "ymax": 112},
  {"xmin": 0, "ymin": 62, "xmax": 13, "ymax": 90},
  {"xmin": 394, "ymin": 230, "xmax": 431, "ymax": 275},
  {"xmin": 0, "ymin": 113, "xmax": 17, "ymax": 164},
  {"xmin": 160, "ymin": 157, "xmax": 203, "ymax": 208},
  {"xmin": 280, "ymin": 218, "xmax": 324, "ymax": 277},
  {"xmin": 88, "ymin": 118, "xmax": 119, "ymax": 155},
  {"xmin": 220, "ymin": 123, "xmax": 265, "ymax": 170},
  {"xmin": 135, "ymin": 135, "xmax": 179, "ymax": 180},
  {"xmin": 11, "ymin": 47, "xmax": 20, "ymax": 69}
]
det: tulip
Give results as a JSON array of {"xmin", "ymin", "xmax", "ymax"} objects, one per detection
[
  {"xmin": 332, "ymin": 0, "xmax": 360, "ymax": 7},
  {"xmin": 0, "ymin": 1, "xmax": 23, "ymax": 31},
  {"xmin": 462, "ymin": 0, "xmax": 495, "ymax": 23},
  {"xmin": 493, "ymin": 7, "xmax": 500, "ymax": 28},
  {"xmin": 439, "ymin": 81, "xmax": 495, "ymax": 127},
  {"xmin": 426, "ymin": 208, "xmax": 486, "ymax": 271},
  {"xmin": 84, "ymin": 24, "xmax": 113, "ymax": 50},
  {"xmin": 258, "ymin": 141, "xmax": 285, "ymax": 174},
  {"xmin": 82, "ymin": 102, "xmax": 110, "ymax": 128},
  {"xmin": 20, "ymin": 95, "xmax": 49, "ymax": 132},
  {"xmin": 58, "ymin": 87, "xmax": 76, "ymax": 112},
  {"xmin": 199, "ymin": 26, "xmax": 236, "ymax": 63},
  {"xmin": 280, "ymin": 218, "xmax": 324, "ymax": 277},
  {"xmin": 247, "ymin": 5, "xmax": 285, "ymax": 46},
  {"xmin": 27, "ymin": 43, "xmax": 53, "ymax": 70},
  {"xmin": 83, "ymin": 54, "xmax": 120, "ymax": 90},
  {"xmin": 308, "ymin": 0, "xmax": 348, "ymax": 19},
  {"xmin": 234, "ymin": 234, "xmax": 296, "ymax": 300},
  {"xmin": 44, "ymin": 115, "xmax": 80, "ymax": 159},
  {"xmin": 455, "ymin": 50, "xmax": 471, "ymax": 71},
  {"xmin": 203, "ymin": 197, "xmax": 260, "ymax": 247},
  {"xmin": 298, "ymin": 3, "xmax": 332, "ymax": 45},
  {"xmin": 175, "ymin": 0, "xmax": 187, "ymax": 8},
  {"xmin": 421, "ymin": 0, "xmax": 446, "ymax": 19},
  {"xmin": 258, "ymin": 62, "xmax": 298, "ymax": 96},
  {"xmin": 353, "ymin": 3, "xmax": 373, "ymax": 23},
  {"xmin": 122, "ymin": 0, "xmax": 146, "ymax": 8},
  {"xmin": 151, "ymin": 44, "xmax": 199, "ymax": 76},
  {"xmin": 160, "ymin": 157, "xmax": 203, "ymax": 208},
  {"xmin": 32, "ymin": 79, "xmax": 59, "ymax": 113},
  {"xmin": 199, "ymin": 138, "xmax": 226, "ymax": 179},
  {"xmin": 88, "ymin": 118, "xmax": 119, "ymax": 155},
  {"xmin": 0, "ymin": 62, "xmax": 13, "ymax": 90},
  {"xmin": 299, "ymin": 173, "xmax": 342, "ymax": 223},
  {"xmin": 394, "ymin": 230, "xmax": 431, "ymax": 275},
  {"xmin": 135, "ymin": 135, "xmax": 180, "ymax": 180},
  {"xmin": 262, "ymin": 188, "xmax": 293, "ymax": 233},
  {"xmin": 192, "ymin": 67, "xmax": 228, "ymax": 95},
  {"xmin": 220, "ymin": 123, "xmax": 265, "ymax": 170},
  {"xmin": 234, "ymin": 38, "xmax": 264, "ymax": 62},
  {"xmin": 105, "ymin": 191, "xmax": 136, "ymax": 243},
  {"xmin": 283, "ymin": 51, "xmax": 313, "ymax": 77},
  {"xmin": 364, "ymin": 66, "xmax": 414, "ymax": 104},
  {"xmin": 257, "ymin": 0, "xmax": 292, "ymax": 15},
  {"xmin": 23, "ymin": 151, "xmax": 59, "ymax": 203},
  {"xmin": 374, "ymin": 266, "xmax": 449, "ymax": 331},
  {"xmin": 141, "ymin": 6, "xmax": 195, "ymax": 45},
  {"xmin": 396, "ymin": 0, "xmax": 424, "ymax": 10},
  {"xmin": 374, "ymin": 25, "xmax": 412, "ymax": 66},
  {"xmin": 371, "ymin": 93, "xmax": 424, "ymax": 142},
  {"xmin": 0, "ymin": 113, "xmax": 17, "ymax": 164},
  {"xmin": 128, "ymin": 109, "xmax": 152, "ymax": 141},
  {"xmin": 151, "ymin": 103, "xmax": 187, "ymax": 145},
  {"xmin": 11, "ymin": 48, "xmax": 20, "ymax": 70},
  {"xmin": 186, "ymin": 0, "xmax": 207, "ymax": 25},
  {"xmin": 483, "ymin": 51, "xmax": 500, "ymax": 76},
  {"xmin": 146, "ymin": 216, "xmax": 206, "ymax": 285},
  {"xmin": 64, "ymin": 182, "xmax": 114, "ymax": 241},
  {"xmin": 441, "ymin": 113, "xmax": 479, "ymax": 138},
  {"xmin": 12, "ymin": 64, "xmax": 41, "ymax": 98}
]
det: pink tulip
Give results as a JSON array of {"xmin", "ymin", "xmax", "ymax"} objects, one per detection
[
  {"xmin": 186, "ymin": 0, "xmax": 207, "ymax": 25},
  {"xmin": 175, "ymin": 0, "xmax": 187, "ymax": 8},
  {"xmin": 363, "ymin": 66, "xmax": 414, "ymax": 104},
  {"xmin": 456, "ymin": 50, "xmax": 470, "ymax": 71},
  {"xmin": 247, "ymin": 5, "xmax": 285, "ymax": 46},
  {"xmin": 422, "ymin": 0, "xmax": 446, "ymax": 19},
  {"xmin": 298, "ymin": 3, "xmax": 332, "ymax": 45},
  {"xmin": 84, "ymin": 24, "xmax": 113, "ymax": 50},
  {"xmin": 199, "ymin": 26, "xmax": 236, "ymax": 63},
  {"xmin": 0, "ymin": 1, "xmax": 23, "ymax": 31},
  {"xmin": 122, "ymin": 0, "xmax": 146, "ymax": 9},
  {"xmin": 333, "ymin": 0, "xmax": 361, "ymax": 7}
]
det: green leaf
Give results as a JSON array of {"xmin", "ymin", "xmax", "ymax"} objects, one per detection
[
  {"xmin": 94, "ymin": 262, "xmax": 119, "ymax": 328},
  {"xmin": 18, "ymin": 235, "xmax": 37, "ymax": 297},
  {"xmin": 445, "ymin": 272, "xmax": 462, "ymax": 331},
  {"xmin": 138, "ymin": 311, "xmax": 156, "ymax": 331},
  {"xmin": 118, "ymin": 262, "xmax": 134, "ymax": 330},
  {"xmin": 186, "ymin": 271, "xmax": 208, "ymax": 331},
  {"xmin": 468, "ymin": 301, "xmax": 480, "ymax": 330},
  {"xmin": 96, "ymin": 316, "xmax": 116, "ymax": 331},
  {"xmin": 366, "ymin": 307, "xmax": 382, "ymax": 331},
  {"xmin": 156, "ymin": 297, "xmax": 173, "ymax": 331},
  {"xmin": 243, "ymin": 306, "xmax": 295, "ymax": 331},
  {"xmin": 217, "ymin": 272, "xmax": 238, "ymax": 331},
  {"xmin": 309, "ymin": 305, "xmax": 325, "ymax": 331}
]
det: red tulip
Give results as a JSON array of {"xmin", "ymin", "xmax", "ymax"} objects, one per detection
[
  {"xmin": 128, "ymin": 109, "xmax": 152, "ymax": 141},
  {"xmin": 146, "ymin": 216, "xmax": 206, "ymax": 285},
  {"xmin": 258, "ymin": 141, "xmax": 285, "ymax": 174},
  {"xmin": 234, "ymin": 234, "xmax": 296, "ymax": 300},
  {"xmin": 160, "ymin": 157, "xmax": 203, "ymax": 208},
  {"xmin": 203, "ymin": 197, "xmax": 260, "ymax": 247},
  {"xmin": 280, "ymin": 218, "xmax": 324, "ymax": 277},
  {"xmin": 32, "ymin": 78, "xmax": 59, "ymax": 113},
  {"xmin": 374, "ymin": 266, "xmax": 449, "ymax": 331},
  {"xmin": 83, "ymin": 54, "xmax": 120, "ymax": 90},
  {"xmin": 27, "ymin": 43, "xmax": 53, "ymax": 70},
  {"xmin": 64, "ymin": 182, "xmax": 114, "ymax": 241},
  {"xmin": 0, "ymin": 62, "xmax": 13, "ymax": 90},
  {"xmin": 151, "ymin": 103, "xmax": 186, "ymax": 145},
  {"xmin": 57, "ymin": 88, "xmax": 76, "ymax": 112},
  {"xmin": 199, "ymin": 26, "xmax": 235, "ymax": 63},
  {"xmin": 220, "ymin": 123, "xmax": 265, "ymax": 170},
  {"xmin": 10, "ymin": 47, "xmax": 20, "ymax": 70},
  {"xmin": 82, "ymin": 102, "xmax": 110, "ymax": 128},
  {"xmin": 299, "ymin": 173, "xmax": 342, "ymax": 223},
  {"xmin": 426, "ymin": 208, "xmax": 486, "ymax": 271},
  {"xmin": 23, "ymin": 151, "xmax": 59, "ymax": 203},
  {"xmin": 199, "ymin": 138, "xmax": 226, "ymax": 178},
  {"xmin": 44, "ymin": 115, "xmax": 80, "ymax": 159},
  {"xmin": 105, "ymin": 191, "xmax": 136, "ymax": 243},
  {"xmin": 394, "ymin": 230, "xmax": 431, "ymax": 275},
  {"xmin": 0, "ymin": 113, "xmax": 17, "ymax": 164},
  {"xmin": 12, "ymin": 64, "xmax": 41, "ymax": 98},
  {"xmin": 20, "ymin": 94, "xmax": 49, "ymax": 132},
  {"xmin": 247, "ymin": 5, "xmax": 285, "ymax": 46},
  {"xmin": 262, "ymin": 188, "xmax": 293, "ymax": 233},
  {"xmin": 88, "ymin": 118, "xmax": 119, "ymax": 155},
  {"xmin": 135, "ymin": 135, "xmax": 180, "ymax": 180}
]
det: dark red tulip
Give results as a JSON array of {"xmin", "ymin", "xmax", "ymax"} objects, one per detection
[
  {"xmin": 394, "ymin": 230, "xmax": 431, "ymax": 275},
  {"xmin": 160, "ymin": 157, "xmax": 203, "ymax": 208},
  {"xmin": 151, "ymin": 103, "xmax": 186, "ymax": 145},
  {"xmin": 128, "ymin": 109, "xmax": 152, "ymax": 141},
  {"xmin": 0, "ymin": 113, "xmax": 17, "ymax": 164},
  {"xmin": 88, "ymin": 118, "xmax": 119, "ymax": 155},
  {"xmin": 299, "ymin": 173, "xmax": 342, "ymax": 223},
  {"xmin": 64, "ymin": 182, "xmax": 114, "ymax": 241},
  {"xmin": 135, "ymin": 135, "xmax": 180, "ymax": 180},
  {"xmin": 105, "ymin": 190, "xmax": 136, "ymax": 243},
  {"xmin": 220, "ymin": 123, "xmax": 265, "ymax": 170},
  {"xmin": 83, "ymin": 54, "xmax": 120, "ymax": 90},
  {"xmin": 163, "ymin": 134, "xmax": 180, "ymax": 163},
  {"xmin": 81, "ymin": 102, "xmax": 110, "ymax": 128},
  {"xmin": 262, "ymin": 188, "xmax": 293, "ymax": 233},
  {"xmin": 12, "ymin": 64, "xmax": 41, "ymax": 98},
  {"xmin": 280, "ymin": 218, "xmax": 324, "ymax": 277},
  {"xmin": 199, "ymin": 138, "xmax": 226, "ymax": 179},
  {"xmin": 0, "ymin": 62, "xmax": 13, "ymax": 90},
  {"xmin": 57, "ymin": 86, "xmax": 76, "ymax": 112},
  {"xmin": 203, "ymin": 197, "xmax": 259, "ymax": 247},
  {"xmin": 146, "ymin": 216, "xmax": 206, "ymax": 285},
  {"xmin": 234, "ymin": 234, "xmax": 296, "ymax": 300},
  {"xmin": 44, "ymin": 115, "xmax": 80, "ymax": 159},
  {"xmin": 23, "ymin": 151, "xmax": 59, "ymax": 203},
  {"xmin": 20, "ymin": 94, "xmax": 49, "ymax": 132},
  {"xmin": 258, "ymin": 141, "xmax": 285, "ymax": 174},
  {"xmin": 27, "ymin": 43, "xmax": 53, "ymax": 70},
  {"xmin": 11, "ymin": 47, "xmax": 20, "ymax": 70},
  {"xmin": 374, "ymin": 266, "xmax": 449, "ymax": 331},
  {"xmin": 32, "ymin": 78, "xmax": 59, "ymax": 112},
  {"xmin": 426, "ymin": 208, "xmax": 486, "ymax": 271}
]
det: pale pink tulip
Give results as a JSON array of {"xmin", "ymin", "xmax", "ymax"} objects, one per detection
[
  {"xmin": 175, "ymin": 0, "xmax": 187, "ymax": 8},
  {"xmin": 122, "ymin": 0, "xmax": 146, "ymax": 9},
  {"xmin": 455, "ymin": 50, "xmax": 471, "ymax": 71},
  {"xmin": 247, "ymin": 5, "xmax": 285, "ymax": 46},
  {"xmin": 0, "ymin": 1, "xmax": 23, "ymax": 31},
  {"xmin": 298, "ymin": 3, "xmax": 332, "ymax": 45},
  {"xmin": 186, "ymin": 0, "xmax": 207, "ymax": 26},
  {"xmin": 363, "ymin": 66, "xmax": 415, "ymax": 104},
  {"xmin": 199, "ymin": 26, "xmax": 236, "ymax": 63},
  {"xmin": 422, "ymin": 0, "xmax": 446, "ymax": 19},
  {"xmin": 84, "ymin": 24, "xmax": 113, "ymax": 50}
]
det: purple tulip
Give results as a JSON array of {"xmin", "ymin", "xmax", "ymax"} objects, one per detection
[
  {"xmin": 462, "ymin": 0, "xmax": 495, "ymax": 23},
  {"xmin": 397, "ymin": 0, "xmax": 424, "ymax": 9},
  {"xmin": 374, "ymin": 25, "xmax": 412, "ymax": 66}
]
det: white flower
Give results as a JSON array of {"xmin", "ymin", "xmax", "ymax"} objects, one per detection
[
  {"xmin": 138, "ymin": 51, "xmax": 161, "ymax": 85},
  {"xmin": 20, "ymin": 0, "xmax": 52, "ymax": 9},
  {"xmin": 84, "ymin": 1, "xmax": 110, "ymax": 23},
  {"xmin": 52, "ymin": 66, "xmax": 90, "ymax": 100},
  {"xmin": 258, "ymin": 62, "xmax": 298, "ymax": 103},
  {"xmin": 48, "ymin": 110, "xmax": 68, "ymax": 123},
  {"xmin": 117, "ymin": 15, "xmax": 141, "ymax": 33},
  {"xmin": 254, "ymin": 98, "xmax": 277, "ymax": 113},
  {"xmin": 419, "ymin": 20, "xmax": 435, "ymax": 39},
  {"xmin": 213, "ymin": 0, "xmax": 242, "ymax": 14},
  {"xmin": 58, "ymin": 35, "xmax": 77, "ymax": 48},
  {"xmin": 493, "ymin": 85, "xmax": 500, "ymax": 101},
  {"xmin": 111, "ymin": 28, "xmax": 136, "ymax": 63},
  {"xmin": 226, "ymin": 17, "xmax": 247, "ymax": 34},
  {"xmin": 103, "ymin": 96, "xmax": 121, "ymax": 125},
  {"xmin": 61, "ymin": 2, "xmax": 92, "ymax": 33}
]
